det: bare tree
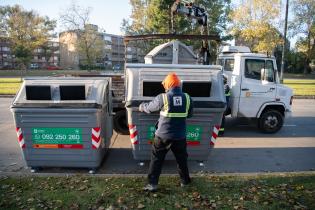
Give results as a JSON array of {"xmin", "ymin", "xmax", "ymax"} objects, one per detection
[{"xmin": 60, "ymin": 2, "xmax": 104, "ymax": 69}]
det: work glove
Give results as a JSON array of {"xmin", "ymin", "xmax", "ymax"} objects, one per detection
[{"xmin": 139, "ymin": 103, "xmax": 145, "ymax": 112}]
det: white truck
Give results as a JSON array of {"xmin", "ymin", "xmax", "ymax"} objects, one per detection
[
  {"xmin": 141, "ymin": 41, "xmax": 293, "ymax": 134},
  {"xmin": 218, "ymin": 46, "xmax": 293, "ymax": 133}
]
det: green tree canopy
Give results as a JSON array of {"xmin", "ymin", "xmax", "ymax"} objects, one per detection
[
  {"xmin": 0, "ymin": 5, "xmax": 56, "ymax": 69},
  {"xmin": 229, "ymin": 0, "xmax": 282, "ymax": 54},
  {"xmin": 121, "ymin": 0, "xmax": 231, "ymax": 53},
  {"xmin": 290, "ymin": 0, "xmax": 315, "ymax": 73}
]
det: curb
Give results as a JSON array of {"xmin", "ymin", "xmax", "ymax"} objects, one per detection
[
  {"xmin": 0, "ymin": 95, "xmax": 15, "ymax": 98},
  {"xmin": 1, "ymin": 95, "xmax": 315, "ymax": 99},
  {"xmin": 1, "ymin": 171, "xmax": 315, "ymax": 178},
  {"xmin": 293, "ymin": 95, "xmax": 315, "ymax": 99}
]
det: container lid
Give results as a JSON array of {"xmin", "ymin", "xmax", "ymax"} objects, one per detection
[
  {"xmin": 11, "ymin": 77, "xmax": 109, "ymax": 108},
  {"xmin": 144, "ymin": 41, "xmax": 197, "ymax": 64}
]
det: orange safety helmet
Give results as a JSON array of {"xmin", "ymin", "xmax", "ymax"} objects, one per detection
[{"xmin": 162, "ymin": 73, "xmax": 181, "ymax": 90}]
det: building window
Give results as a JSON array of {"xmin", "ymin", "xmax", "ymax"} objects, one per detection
[
  {"xmin": 2, "ymin": 47, "xmax": 10, "ymax": 51},
  {"xmin": 104, "ymin": 36, "xmax": 111, "ymax": 42}
]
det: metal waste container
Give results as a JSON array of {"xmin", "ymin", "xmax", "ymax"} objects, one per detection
[
  {"xmin": 125, "ymin": 63, "xmax": 226, "ymax": 162},
  {"xmin": 11, "ymin": 77, "xmax": 113, "ymax": 173}
]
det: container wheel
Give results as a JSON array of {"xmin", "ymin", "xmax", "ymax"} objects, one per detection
[
  {"xmin": 258, "ymin": 110, "xmax": 283, "ymax": 133},
  {"xmin": 198, "ymin": 161, "xmax": 204, "ymax": 167},
  {"xmin": 113, "ymin": 110, "xmax": 129, "ymax": 135},
  {"xmin": 30, "ymin": 167, "xmax": 39, "ymax": 173},
  {"xmin": 138, "ymin": 162, "xmax": 145, "ymax": 166},
  {"xmin": 88, "ymin": 169, "xmax": 96, "ymax": 174}
]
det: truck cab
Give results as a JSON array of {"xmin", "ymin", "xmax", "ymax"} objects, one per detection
[{"xmin": 218, "ymin": 46, "xmax": 293, "ymax": 133}]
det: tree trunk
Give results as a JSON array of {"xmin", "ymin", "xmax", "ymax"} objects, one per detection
[
  {"xmin": 303, "ymin": 58, "xmax": 311, "ymax": 74},
  {"xmin": 304, "ymin": 27, "xmax": 312, "ymax": 74}
]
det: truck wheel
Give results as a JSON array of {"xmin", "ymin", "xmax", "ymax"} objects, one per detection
[
  {"xmin": 259, "ymin": 110, "xmax": 283, "ymax": 133},
  {"xmin": 113, "ymin": 110, "xmax": 129, "ymax": 135}
]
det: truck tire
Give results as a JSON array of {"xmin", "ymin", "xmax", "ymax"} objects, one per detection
[
  {"xmin": 258, "ymin": 110, "xmax": 283, "ymax": 133},
  {"xmin": 113, "ymin": 110, "xmax": 129, "ymax": 135}
]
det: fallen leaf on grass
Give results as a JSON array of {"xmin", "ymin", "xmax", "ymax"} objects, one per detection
[
  {"xmin": 117, "ymin": 197, "xmax": 124, "ymax": 204},
  {"xmin": 98, "ymin": 206, "xmax": 105, "ymax": 210},
  {"xmin": 27, "ymin": 198, "xmax": 34, "ymax": 203},
  {"xmin": 137, "ymin": 203, "xmax": 145, "ymax": 209},
  {"xmin": 78, "ymin": 186, "xmax": 87, "ymax": 191},
  {"xmin": 193, "ymin": 202, "xmax": 200, "ymax": 208},
  {"xmin": 69, "ymin": 203, "xmax": 80, "ymax": 210},
  {"xmin": 106, "ymin": 205, "xmax": 115, "ymax": 210},
  {"xmin": 174, "ymin": 202, "xmax": 181, "ymax": 208}
]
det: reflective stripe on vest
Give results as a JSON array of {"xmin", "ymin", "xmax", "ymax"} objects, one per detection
[{"xmin": 160, "ymin": 93, "xmax": 190, "ymax": 118}]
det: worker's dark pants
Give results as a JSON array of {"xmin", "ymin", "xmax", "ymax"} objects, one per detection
[
  {"xmin": 148, "ymin": 136, "xmax": 191, "ymax": 185},
  {"xmin": 220, "ymin": 115, "xmax": 225, "ymax": 132},
  {"xmin": 220, "ymin": 96, "xmax": 230, "ymax": 133}
]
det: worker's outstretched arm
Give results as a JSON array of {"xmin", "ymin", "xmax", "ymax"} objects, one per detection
[
  {"xmin": 187, "ymin": 96, "xmax": 193, "ymax": 118},
  {"xmin": 139, "ymin": 94, "xmax": 163, "ymax": 114}
]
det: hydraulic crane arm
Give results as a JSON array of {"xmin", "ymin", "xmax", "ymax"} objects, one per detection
[
  {"xmin": 171, "ymin": 0, "xmax": 207, "ymax": 28},
  {"xmin": 171, "ymin": 0, "xmax": 210, "ymax": 64}
]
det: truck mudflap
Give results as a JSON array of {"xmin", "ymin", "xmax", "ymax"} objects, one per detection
[{"xmin": 285, "ymin": 109, "xmax": 292, "ymax": 118}]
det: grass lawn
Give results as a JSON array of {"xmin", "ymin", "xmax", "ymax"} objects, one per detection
[
  {"xmin": 1, "ymin": 174, "xmax": 314, "ymax": 209},
  {"xmin": 0, "ymin": 69, "xmax": 105, "ymax": 77},
  {"xmin": 283, "ymin": 79, "xmax": 315, "ymax": 96},
  {"xmin": 0, "ymin": 78, "xmax": 22, "ymax": 95},
  {"xmin": 0, "ymin": 74, "xmax": 315, "ymax": 96},
  {"xmin": 284, "ymin": 73, "xmax": 315, "ymax": 79}
]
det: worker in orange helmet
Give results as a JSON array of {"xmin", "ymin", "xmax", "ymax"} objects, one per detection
[{"xmin": 139, "ymin": 72, "xmax": 193, "ymax": 192}]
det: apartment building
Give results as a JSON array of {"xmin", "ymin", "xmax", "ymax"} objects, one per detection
[
  {"xmin": 0, "ymin": 37, "xmax": 60, "ymax": 69},
  {"xmin": 0, "ymin": 37, "xmax": 15, "ymax": 69},
  {"xmin": 103, "ymin": 33, "xmax": 144, "ymax": 69},
  {"xmin": 59, "ymin": 25, "xmax": 145, "ymax": 70}
]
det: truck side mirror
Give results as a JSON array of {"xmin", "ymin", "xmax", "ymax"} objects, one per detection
[{"xmin": 260, "ymin": 68, "xmax": 266, "ymax": 81}]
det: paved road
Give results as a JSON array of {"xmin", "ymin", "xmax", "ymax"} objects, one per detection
[{"xmin": 0, "ymin": 97, "xmax": 315, "ymax": 174}]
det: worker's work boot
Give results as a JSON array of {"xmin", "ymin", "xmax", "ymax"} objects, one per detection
[
  {"xmin": 143, "ymin": 184, "xmax": 158, "ymax": 192},
  {"xmin": 180, "ymin": 178, "xmax": 191, "ymax": 187},
  {"xmin": 218, "ymin": 128, "xmax": 225, "ymax": 136}
]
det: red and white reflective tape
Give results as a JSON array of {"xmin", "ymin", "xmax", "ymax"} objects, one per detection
[
  {"xmin": 210, "ymin": 125, "xmax": 220, "ymax": 146},
  {"xmin": 128, "ymin": 124, "xmax": 138, "ymax": 145},
  {"xmin": 91, "ymin": 127, "xmax": 101, "ymax": 149},
  {"xmin": 16, "ymin": 127, "xmax": 25, "ymax": 149}
]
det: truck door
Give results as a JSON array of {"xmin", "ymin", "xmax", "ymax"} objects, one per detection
[
  {"xmin": 218, "ymin": 57, "xmax": 234, "ymax": 85},
  {"xmin": 238, "ymin": 59, "xmax": 277, "ymax": 117}
]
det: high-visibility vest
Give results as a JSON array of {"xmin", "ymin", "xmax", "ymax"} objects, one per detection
[
  {"xmin": 224, "ymin": 84, "xmax": 231, "ymax": 96},
  {"xmin": 160, "ymin": 93, "xmax": 190, "ymax": 118}
]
